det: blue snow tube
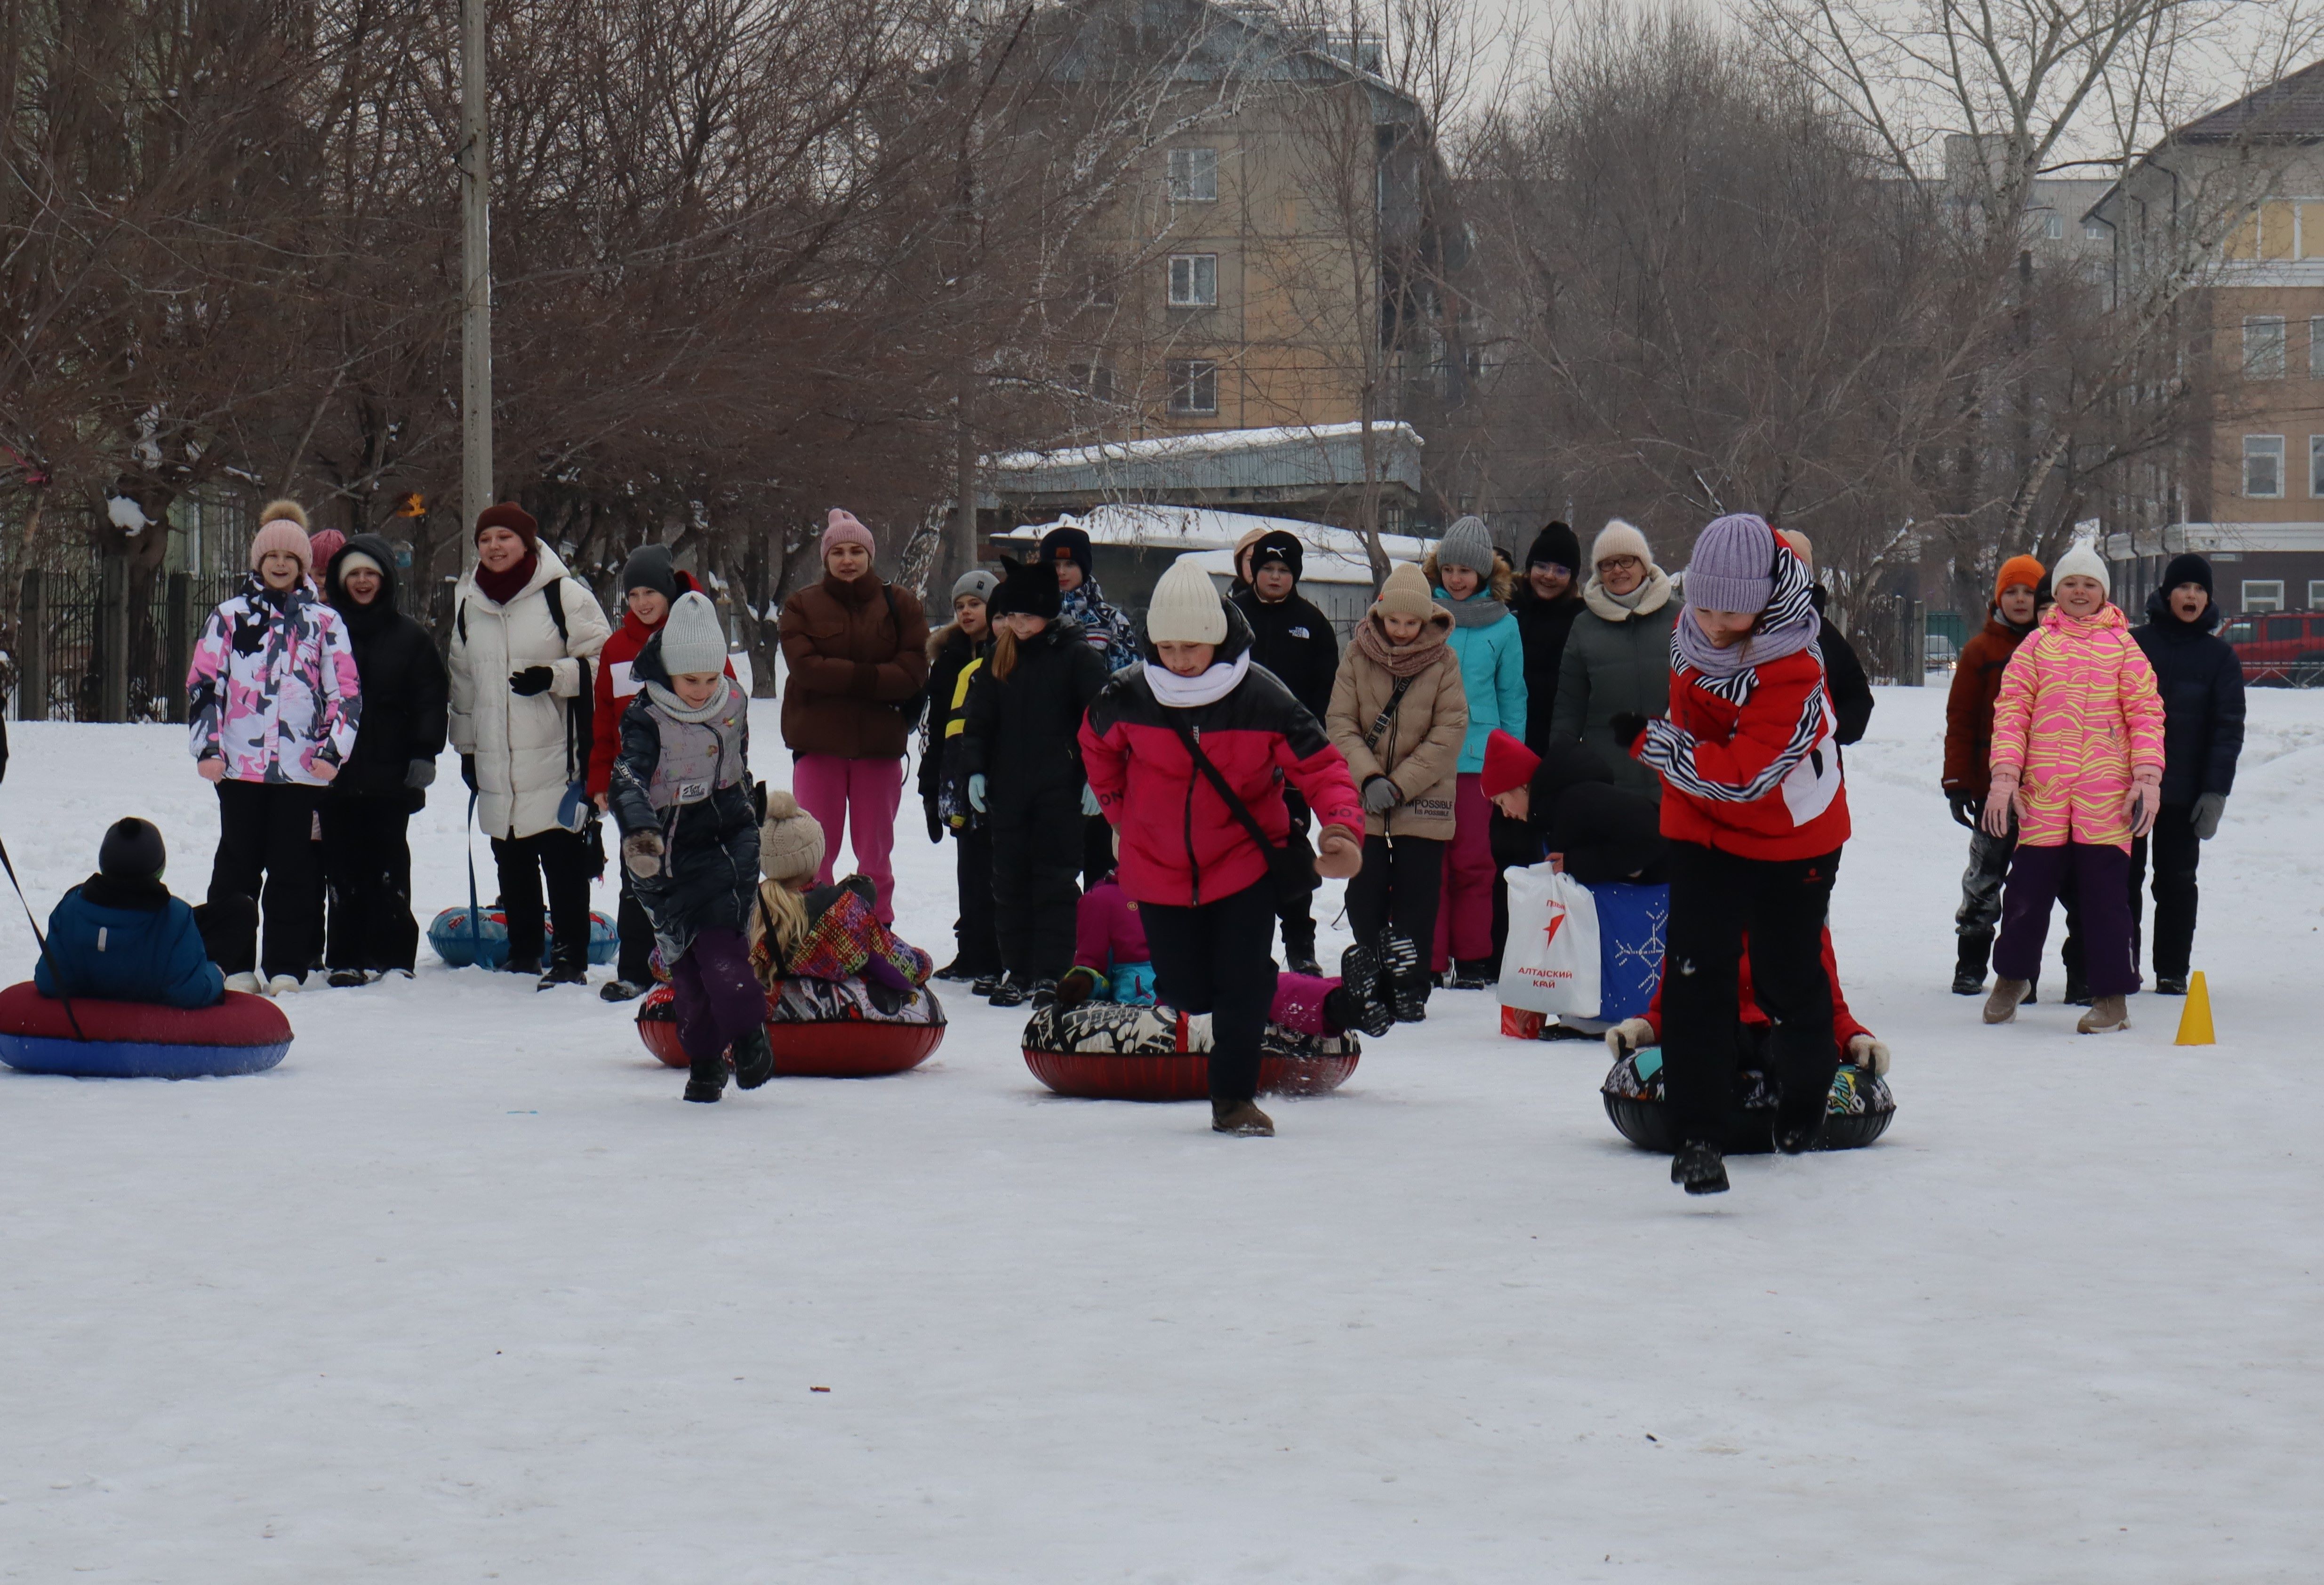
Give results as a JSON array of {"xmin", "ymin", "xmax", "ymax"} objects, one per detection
[
  {"xmin": 429, "ymin": 907, "xmax": 617, "ymax": 969},
  {"xmin": 0, "ymin": 983, "xmax": 293, "ymax": 1079}
]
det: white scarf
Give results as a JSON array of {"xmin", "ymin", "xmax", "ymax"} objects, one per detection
[
  {"xmin": 645, "ymin": 674, "xmax": 735, "ymax": 723},
  {"xmin": 1143, "ymin": 649, "xmax": 1250, "ymax": 708}
]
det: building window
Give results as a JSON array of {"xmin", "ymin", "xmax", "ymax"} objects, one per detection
[
  {"xmin": 1166, "ymin": 148, "xmax": 1218, "ymax": 203},
  {"xmin": 2244, "ymin": 434, "xmax": 2285, "ymax": 497},
  {"xmin": 2245, "ymin": 316, "xmax": 2287, "ymax": 379},
  {"xmin": 2084, "ymin": 220, "xmax": 2108, "ymax": 240},
  {"xmin": 2312, "ymin": 436, "xmax": 2324, "ymax": 497},
  {"xmin": 1066, "ymin": 364, "xmax": 1115, "ymax": 403},
  {"xmin": 1166, "ymin": 359, "xmax": 1218, "ymax": 415},
  {"xmin": 2043, "ymin": 211, "xmax": 2064, "ymax": 240},
  {"xmin": 1085, "ymin": 255, "xmax": 1118, "ymax": 308},
  {"xmin": 2310, "ymin": 579, "xmax": 2324, "ymax": 610},
  {"xmin": 1167, "ymin": 253, "xmax": 1218, "ymax": 307},
  {"xmin": 2243, "ymin": 579, "xmax": 2285, "ymax": 613}
]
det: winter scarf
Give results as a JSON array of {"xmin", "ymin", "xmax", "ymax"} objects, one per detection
[
  {"xmin": 1672, "ymin": 544, "xmax": 1821, "ymax": 680},
  {"xmin": 475, "ymin": 548, "xmax": 539, "ymax": 607},
  {"xmin": 1143, "ymin": 648, "xmax": 1250, "ymax": 708},
  {"xmin": 1437, "ymin": 588, "xmax": 1508, "ymax": 629},
  {"xmin": 1583, "ymin": 567, "xmax": 1673, "ymax": 621},
  {"xmin": 1351, "ymin": 609, "xmax": 1453, "ymax": 677},
  {"xmin": 644, "ymin": 673, "xmax": 736, "ymax": 723}
]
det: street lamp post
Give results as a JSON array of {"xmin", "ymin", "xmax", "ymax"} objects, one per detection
[{"xmin": 459, "ymin": 0, "xmax": 492, "ymax": 549}]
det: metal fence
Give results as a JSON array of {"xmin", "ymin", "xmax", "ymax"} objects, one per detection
[{"xmin": 13, "ymin": 564, "xmax": 240, "ymax": 723}]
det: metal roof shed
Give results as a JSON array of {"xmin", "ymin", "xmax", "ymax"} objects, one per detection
[{"xmin": 980, "ymin": 423, "xmax": 1426, "ymax": 531}]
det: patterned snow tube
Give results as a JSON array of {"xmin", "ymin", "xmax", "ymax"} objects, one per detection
[
  {"xmin": 635, "ymin": 977, "xmax": 946, "ymax": 1077},
  {"xmin": 0, "ymin": 983, "xmax": 293, "ymax": 1079},
  {"xmin": 1020, "ymin": 1002, "xmax": 1360, "ymax": 1101},
  {"xmin": 429, "ymin": 907, "xmax": 618, "ymax": 968},
  {"xmin": 1600, "ymin": 1051, "xmax": 1893, "ymax": 1154}
]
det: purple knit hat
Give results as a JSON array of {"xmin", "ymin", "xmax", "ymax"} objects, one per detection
[{"xmin": 1684, "ymin": 512, "xmax": 1778, "ymax": 614}]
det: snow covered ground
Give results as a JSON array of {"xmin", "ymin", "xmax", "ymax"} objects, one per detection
[{"xmin": 2, "ymin": 685, "xmax": 2319, "ymax": 1583}]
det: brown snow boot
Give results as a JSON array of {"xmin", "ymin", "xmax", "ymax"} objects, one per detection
[
  {"xmin": 1211, "ymin": 1099, "xmax": 1275, "ymax": 1137},
  {"xmin": 1982, "ymin": 978, "xmax": 2029, "ymax": 1025},
  {"xmin": 2076, "ymin": 994, "xmax": 2131, "ymax": 1034}
]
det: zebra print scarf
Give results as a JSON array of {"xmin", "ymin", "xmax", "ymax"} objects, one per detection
[{"xmin": 1671, "ymin": 536, "xmax": 1823, "ymax": 688}]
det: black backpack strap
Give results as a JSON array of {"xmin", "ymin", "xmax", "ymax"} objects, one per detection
[
  {"xmin": 1164, "ymin": 715, "xmax": 1282, "ymax": 865},
  {"xmin": 1361, "ymin": 674, "xmax": 1417, "ymax": 754},
  {"xmin": 544, "ymin": 576, "xmax": 569, "ymax": 640}
]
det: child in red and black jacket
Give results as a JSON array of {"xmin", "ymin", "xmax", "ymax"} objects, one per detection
[
  {"xmin": 588, "ymin": 545, "xmax": 732, "ymax": 1001},
  {"xmin": 1620, "ymin": 513, "xmax": 1850, "ymax": 1195},
  {"xmin": 1079, "ymin": 558, "xmax": 1371, "ymax": 1137}
]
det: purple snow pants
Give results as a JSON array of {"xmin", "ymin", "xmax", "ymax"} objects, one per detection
[
  {"xmin": 1995, "ymin": 842, "xmax": 2137, "ymax": 997},
  {"xmin": 671, "ymin": 926, "xmax": 766, "ymax": 1061}
]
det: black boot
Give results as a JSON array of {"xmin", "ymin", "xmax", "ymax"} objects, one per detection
[
  {"xmin": 1378, "ymin": 930, "xmax": 1426, "ymax": 1023},
  {"xmin": 683, "ymin": 1049, "xmax": 727, "ymax": 1103},
  {"xmin": 1449, "ymin": 957, "xmax": 1495, "ymax": 990},
  {"xmin": 1774, "ymin": 1087, "xmax": 1828, "ymax": 1155},
  {"xmin": 1282, "ymin": 925, "xmax": 1322, "ymax": 979},
  {"xmin": 971, "ymin": 974, "xmax": 1002, "ymax": 998},
  {"xmin": 2063, "ymin": 973, "xmax": 2092, "ymax": 1008},
  {"xmin": 1952, "ymin": 932, "xmax": 1991, "ymax": 995},
  {"xmin": 731, "ymin": 1025, "xmax": 775, "ymax": 1090},
  {"xmin": 599, "ymin": 978, "xmax": 646, "ymax": 1003},
  {"xmin": 987, "ymin": 974, "xmax": 1029, "ymax": 1008},
  {"xmin": 1672, "ymin": 1140, "xmax": 1729, "ymax": 1194},
  {"xmin": 1329, "ymin": 942, "xmax": 1394, "ymax": 1037},
  {"xmin": 933, "ymin": 959, "xmax": 976, "ymax": 983}
]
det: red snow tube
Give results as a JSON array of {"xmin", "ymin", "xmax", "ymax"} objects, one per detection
[
  {"xmin": 633, "ymin": 984, "xmax": 943, "ymax": 1077},
  {"xmin": 0, "ymin": 982, "xmax": 293, "ymax": 1078},
  {"xmin": 1018, "ymin": 1003, "xmax": 1359, "ymax": 1101}
]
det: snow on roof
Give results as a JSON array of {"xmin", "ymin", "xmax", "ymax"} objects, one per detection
[
  {"xmin": 988, "ymin": 421, "xmax": 1424, "ymax": 474},
  {"xmin": 1001, "ymin": 504, "xmax": 1425, "ymax": 581}
]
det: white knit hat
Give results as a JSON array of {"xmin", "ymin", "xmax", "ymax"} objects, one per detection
[
  {"xmin": 2052, "ymin": 540, "xmax": 2110, "ymax": 597},
  {"xmin": 1592, "ymin": 519, "xmax": 1652, "ymax": 569},
  {"xmin": 659, "ymin": 590, "xmax": 727, "ymax": 675},
  {"xmin": 1146, "ymin": 556, "xmax": 1227, "ymax": 645}
]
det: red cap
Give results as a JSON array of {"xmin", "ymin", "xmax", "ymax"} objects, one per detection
[
  {"xmin": 1480, "ymin": 728, "xmax": 1541, "ymax": 800},
  {"xmin": 474, "ymin": 502, "xmax": 538, "ymax": 549}
]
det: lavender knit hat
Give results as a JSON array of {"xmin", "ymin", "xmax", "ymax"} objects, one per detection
[{"xmin": 1684, "ymin": 512, "xmax": 1779, "ymax": 614}]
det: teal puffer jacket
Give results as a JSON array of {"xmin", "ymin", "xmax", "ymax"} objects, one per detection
[{"xmin": 1437, "ymin": 588, "xmax": 1528, "ymax": 773}]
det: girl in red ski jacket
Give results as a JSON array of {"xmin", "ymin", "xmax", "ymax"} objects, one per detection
[
  {"xmin": 1078, "ymin": 558, "xmax": 1368, "ymax": 1136},
  {"xmin": 1620, "ymin": 513, "xmax": 1851, "ymax": 1194},
  {"xmin": 587, "ymin": 545, "xmax": 733, "ymax": 1001}
]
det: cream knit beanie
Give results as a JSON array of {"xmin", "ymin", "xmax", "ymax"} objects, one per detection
[
  {"xmin": 1373, "ymin": 561, "xmax": 1436, "ymax": 621},
  {"xmin": 1591, "ymin": 519, "xmax": 1652, "ymax": 569},
  {"xmin": 758, "ymin": 789, "xmax": 826, "ymax": 886},
  {"xmin": 659, "ymin": 590, "xmax": 727, "ymax": 675},
  {"xmin": 1145, "ymin": 556, "xmax": 1227, "ymax": 645},
  {"xmin": 2052, "ymin": 540, "xmax": 2110, "ymax": 597}
]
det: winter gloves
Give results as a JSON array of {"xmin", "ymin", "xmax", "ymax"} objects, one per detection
[
  {"xmin": 2192, "ymin": 791, "xmax": 2227, "ymax": 840},
  {"xmin": 967, "ymin": 774, "xmax": 987, "ymax": 813},
  {"xmin": 509, "ymin": 665, "xmax": 554, "ymax": 697},
  {"xmin": 1362, "ymin": 776, "xmax": 1400, "ymax": 815},
  {"xmin": 1947, "ymin": 791, "xmax": 1983, "ymax": 831},
  {"xmin": 2126, "ymin": 770, "xmax": 2163, "ymax": 839},
  {"xmin": 1314, "ymin": 825, "xmax": 1363, "ymax": 880},
  {"xmin": 1847, "ymin": 1033, "xmax": 1891, "ymax": 1076},
  {"xmin": 622, "ymin": 831, "xmax": 665, "ymax": 878},
  {"xmin": 1054, "ymin": 965, "xmax": 1103, "ymax": 1013},
  {"xmin": 1605, "ymin": 1017, "xmax": 1654, "ymax": 1059},
  {"xmin": 1080, "ymin": 784, "xmax": 1101, "ymax": 818},
  {"xmin": 1608, "ymin": 712, "xmax": 1650, "ymax": 752},
  {"xmin": 406, "ymin": 758, "xmax": 437, "ymax": 790},
  {"xmin": 924, "ymin": 796, "xmax": 943, "ymax": 844},
  {"xmin": 1980, "ymin": 771, "xmax": 2019, "ymax": 838}
]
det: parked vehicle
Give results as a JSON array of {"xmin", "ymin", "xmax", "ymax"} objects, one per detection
[{"xmin": 2223, "ymin": 611, "xmax": 2324, "ymax": 686}]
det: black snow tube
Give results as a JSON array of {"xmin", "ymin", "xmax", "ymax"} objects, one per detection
[{"xmin": 1601, "ymin": 1052, "xmax": 1893, "ymax": 1154}]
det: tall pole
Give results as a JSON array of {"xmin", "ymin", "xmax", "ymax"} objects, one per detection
[{"xmin": 459, "ymin": 0, "xmax": 493, "ymax": 547}]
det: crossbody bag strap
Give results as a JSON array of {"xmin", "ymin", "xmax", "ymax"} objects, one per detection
[
  {"xmin": 1361, "ymin": 674, "xmax": 1417, "ymax": 754},
  {"xmin": 1164, "ymin": 714, "xmax": 1281, "ymax": 859}
]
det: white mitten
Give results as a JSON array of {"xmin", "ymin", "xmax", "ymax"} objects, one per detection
[
  {"xmin": 1848, "ymin": 1033, "xmax": 1891, "ymax": 1077},
  {"xmin": 1605, "ymin": 1017, "xmax": 1655, "ymax": 1059}
]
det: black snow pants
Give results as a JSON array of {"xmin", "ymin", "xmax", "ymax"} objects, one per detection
[
  {"xmin": 208, "ymin": 779, "xmax": 322, "ymax": 981},
  {"xmin": 1138, "ymin": 879, "xmax": 1280, "ymax": 1105},
  {"xmin": 491, "ymin": 825, "xmax": 595, "ymax": 974},
  {"xmin": 1346, "ymin": 833, "xmax": 1444, "ymax": 953},
  {"xmin": 2129, "ymin": 802, "xmax": 2202, "ymax": 982},
  {"xmin": 1662, "ymin": 841, "xmax": 1838, "ymax": 1149},
  {"xmin": 990, "ymin": 783, "xmax": 1084, "ymax": 982},
  {"xmin": 952, "ymin": 821, "xmax": 1002, "ymax": 977},
  {"xmin": 321, "ymin": 794, "xmax": 419, "ymax": 974}
]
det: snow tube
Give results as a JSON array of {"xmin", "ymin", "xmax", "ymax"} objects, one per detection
[
  {"xmin": 429, "ymin": 907, "xmax": 618, "ymax": 969},
  {"xmin": 1600, "ymin": 1050, "xmax": 1893, "ymax": 1154},
  {"xmin": 0, "ymin": 982, "xmax": 292, "ymax": 1079},
  {"xmin": 1020, "ymin": 1001, "xmax": 1360, "ymax": 1102},
  {"xmin": 634, "ymin": 977, "xmax": 946, "ymax": 1077}
]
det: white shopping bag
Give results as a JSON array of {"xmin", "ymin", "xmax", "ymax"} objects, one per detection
[{"xmin": 1497, "ymin": 864, "xmax": 1602, "ymax": 1017}]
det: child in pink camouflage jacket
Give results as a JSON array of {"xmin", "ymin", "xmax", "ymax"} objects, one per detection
[
  {"xmin": 1980, "ymin": 544, "xmax": 2165, "ymax": 1034},
  {"xmin": 184, "ymin": 502, "xmax": 361, "ymax": 993}
]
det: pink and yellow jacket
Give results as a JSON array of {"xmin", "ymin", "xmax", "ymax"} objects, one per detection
[{"xmin": 1988, "ymin": 603, "xmax": 2164, "ymax": 849}]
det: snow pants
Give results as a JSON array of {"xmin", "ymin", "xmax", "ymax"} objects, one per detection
[
  {"xmin": 1346, "ymin": 833, "xmax": 1443, "ymax": 955},
  {"xmin": 1998, "ymin": 841, "xmax": 2135, "ymax": 996},
  {"xmin": 321, "ymin": 794, "xmax": 418, "ymax": 974},
  {"xmin": 2129, "ymin": 804, "xmax": 2200, "ymax": 981},
  {"xmin": 1270, "ymin": 790, "xmax": 1318, "ymax": 960},
  {"xmin": 792, "ymin": 753, "xmax": 904, "ymax": 922},
  {"xmin": 1432, "ymin": 773, "xmax": 1495, "ymax": 971},
  {"xmin": 1662, "ymin": 841, "xmax": 1839, "ymax": 1149},
  {"xmin": 208, "ymin": 780, "xmax": 322, "ymax": 981},
  {"xmin": 989, "ymin": 784, "xmax": 1084, "ymax": 983},
  {"xmin": 490, "ymin": 825, "xmax": 594, "ymax": 975},
  {"xmin": 671, "ymin": 925, "xmax": 765, "ymax": 1062},
  {"xmin": 1958, "ymin": 822, "xmax": 2082, "ymax": 986},
  {"xmin": 1140, "ymin": 880, "xmax": 1279, "ymax": 1105},
  {"xmin": 951, "ymin": 821, "xmax": 1002, "ymax": 977},
  {"xmin": 614, "ymin": 873, "xmax": 656, "ymax": 986}
]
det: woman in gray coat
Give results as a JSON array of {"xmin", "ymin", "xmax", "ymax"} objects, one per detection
[{"xmin": 1549, "ymin": 520, "xmax": 1676, "ymax": 801}]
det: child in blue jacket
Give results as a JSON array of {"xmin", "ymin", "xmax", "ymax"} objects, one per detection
[{"xmin": 35, "ymin": 819, "xmax": 230, "ymax": 1009}]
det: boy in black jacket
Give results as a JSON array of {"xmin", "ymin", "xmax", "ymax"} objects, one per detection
[
  {"xmin": 1228, "ymin": 529, "xmax": 1338, "ymax": 974},
  {"xmin": 2128, "ymin": 553, "xmax": 2245, "ymax": 993}
]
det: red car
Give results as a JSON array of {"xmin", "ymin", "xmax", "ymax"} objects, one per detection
[{"xmin": 2223, "ymin": 610, "xmax": 2324, "ymax": 686}]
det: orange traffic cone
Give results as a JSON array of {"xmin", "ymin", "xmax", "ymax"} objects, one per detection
[{"xmin": 2173, "ymin": 971, "xmax": 2215, "ymax": 1047}]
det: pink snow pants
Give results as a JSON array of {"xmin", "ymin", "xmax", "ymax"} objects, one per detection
[
  {"xmin": 791, "ymin": 753, "xmax": 905, "ymax": 922},
  {"xmin": 1432, "ymin": 772, "xmax": 1495, "ymax": 971}
]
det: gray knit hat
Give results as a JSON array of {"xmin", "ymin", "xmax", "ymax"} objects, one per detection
[
  {"xmin": 658, "ymin": 590, "xmax": 727, "ymax": 675},
  {"xmin": 1435, "ymin": 515, "xmax": 1497, "ymax": 576},
  {"xmin": 952, "ymin": 569, "xmax": 998, "ymax": 604}
]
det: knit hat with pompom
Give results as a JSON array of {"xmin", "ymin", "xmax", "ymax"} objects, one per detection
[{"xmin": 758, "ymin": 789, "xmax": 826, "ymax": 887}]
